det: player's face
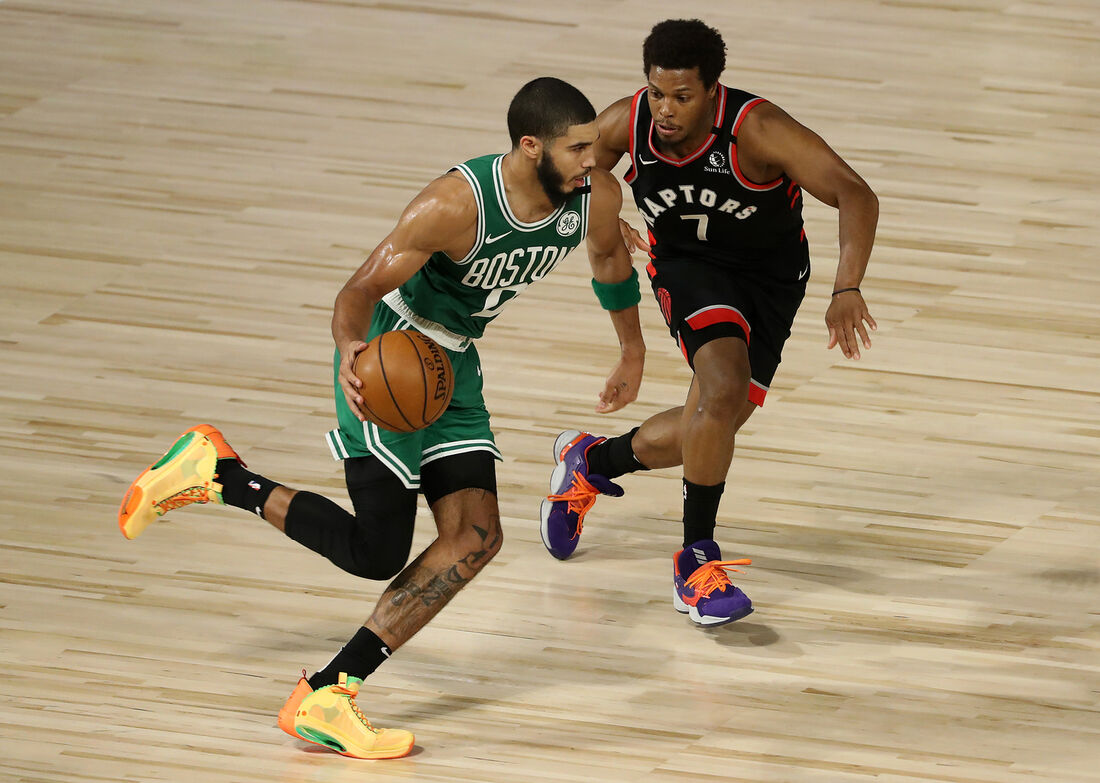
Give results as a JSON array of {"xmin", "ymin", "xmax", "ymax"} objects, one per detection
[
  {"xmin": 646, "ymin": 66, "xmax": 717, "ymax": 146},
  {"xmin": 537, "ymin": 121, "xmax": 598, "ymax": 207}
]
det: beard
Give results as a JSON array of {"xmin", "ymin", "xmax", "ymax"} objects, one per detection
[{"xmin": 535, "ymin": 153, "xmax": 577, "ymax": 209}]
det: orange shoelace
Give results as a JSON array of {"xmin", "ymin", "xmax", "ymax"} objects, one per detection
[
  {"xmin": 547, "ymin": 471, "xmax": 602, "ymax": 538},
  {"xmin": 332, "ymin": 681, "xmax": 381, "ymax": 734},
  {"xmin": 684, "ymin": 559, "xmax": 752, "ymax": 598},
  {"xmin": 155, "ymin": 486, "xmax": 210, "ymax": 514}
]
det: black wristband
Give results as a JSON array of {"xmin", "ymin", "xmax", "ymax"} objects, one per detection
[{"xmin": 832, "ymin": 287, "xmax": 861, "ymax": 296}]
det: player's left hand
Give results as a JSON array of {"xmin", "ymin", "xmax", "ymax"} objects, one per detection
[
  {"xmin": 825, "ymin": 290, "xmax": 877, "ymax": 359},
  {"xmin": 618, "ymin": 218, "xmax": 651, "ymax": 255},
  {"xmin": 597, "ymin": 354, "xmax": 644, "ymax": 413}
]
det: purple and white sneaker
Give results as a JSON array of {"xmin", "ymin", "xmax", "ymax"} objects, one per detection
[
  {"xmin": 539, "ymin": 430, "xmax": 623, "ymax": 560},
  {"xmin": 673, "ymin": 539, "xmax": 753, "ymax": 626}
]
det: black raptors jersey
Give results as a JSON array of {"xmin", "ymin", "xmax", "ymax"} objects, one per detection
[{"xmin": 623, "ymin": 85, "xmax": 808, "ymax": 279}]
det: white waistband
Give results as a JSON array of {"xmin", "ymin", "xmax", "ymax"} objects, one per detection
[{"xmin": 381, "ymin": 290, "xmax": 472, "ymax": 352}]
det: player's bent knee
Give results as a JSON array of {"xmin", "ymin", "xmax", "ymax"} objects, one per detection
[
  {"xmin": 344, "ymin": 545, "xmax": 411, "ymax": 581},
  {"xmin": 450, "ymin": 516, "xmax": 503, "ymax": 573},
  {"xmin": 698, "ymin": 372, "xmax": 750, "ymax": 416}
]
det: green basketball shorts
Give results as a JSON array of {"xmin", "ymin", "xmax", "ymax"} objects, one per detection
[{"xmin": 325, "ymin": 299, "xmax": 502, "ymax": 489}]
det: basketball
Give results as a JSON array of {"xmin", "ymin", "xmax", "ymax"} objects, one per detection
[{"xmin": 352, "ymin": 330, "xmax": 454, "ymax": 433}]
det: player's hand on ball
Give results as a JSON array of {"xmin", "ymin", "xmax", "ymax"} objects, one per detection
[
  {"xmin": 618, "ymin": 218, "xmax": 650, "ymax": 255},
  {"xmin": 596, "ymin": 353, "xmax": 644, "ymax": 413},
  {"xmin": 338, "ymin": 340, "xmax": 370, "ymax": 421},
  {"xmin": 825, "ymin": 291, "xmax": 877, "ymax": 360}
]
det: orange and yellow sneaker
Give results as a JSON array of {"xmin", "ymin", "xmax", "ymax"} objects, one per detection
[
  {"xmin": 291, "ymin": 673, "xmax": 414, "ymax": 759},
  {"xmin": 277, "ymin": 671, "xmax": 314, "ymax": 739},
  {"xmin": 118, "ymin": 424, "xmax": 242, "ymax": 540}
]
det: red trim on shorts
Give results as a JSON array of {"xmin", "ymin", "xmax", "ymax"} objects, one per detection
[
  {"xmin": 677, "ymin": 333, "xmax": 689, "ymax": 362},
  {"xmin": 645, "ymin": 261, "xmax": 656, "ymax": 279},
  {"xmin": 748, "ymin": 380, "xmax": 768, "ymax": 406},
  {"xmin": 684, "ymin": 305, "xmax": 751, "ymax": 343}
]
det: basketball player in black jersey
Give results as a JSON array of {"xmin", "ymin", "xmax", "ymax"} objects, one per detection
[{"xmin": 541, "ymin": 19, "xmax": 879, "ymax": 626}]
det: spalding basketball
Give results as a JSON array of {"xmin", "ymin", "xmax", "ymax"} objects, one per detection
[{"xmin": 352, "ymin": 330, "xmax": 454, "ymax": 433}]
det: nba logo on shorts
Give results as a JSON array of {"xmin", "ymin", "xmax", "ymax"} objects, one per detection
[{"xmin": 556, "ymin": 211, "xmax": 580, "ymax": 237}]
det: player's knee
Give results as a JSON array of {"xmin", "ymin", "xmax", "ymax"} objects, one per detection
[
  {"xmin": 451, "ymin": 516, "xmax": 503, "ymax": 572},
  {"xmin": 697, "ymin": 360, "xmax": 750, "ymax": 415},
  {"xmin": 345, "ymin": 542, "xmax": 410, "ymax": 581},
  {"xmin": 343, "ymin": 516, "xmax": 416, "ymax": 581}
]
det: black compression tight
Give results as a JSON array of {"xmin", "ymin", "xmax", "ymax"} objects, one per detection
[{"xmin": 282, "ymin": 452, "xmax": 498, "ymax": 581}]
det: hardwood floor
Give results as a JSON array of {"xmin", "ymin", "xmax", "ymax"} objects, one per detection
[{"xmin": 1, "ymin": 1, "xmax": 1097, "ymax": 781}]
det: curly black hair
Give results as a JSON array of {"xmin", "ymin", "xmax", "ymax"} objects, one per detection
[{"xmin": 642, "ymin": 19, "xmax": 727, "ymax": 88}]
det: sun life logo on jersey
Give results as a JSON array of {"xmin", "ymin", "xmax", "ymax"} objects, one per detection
[
  {"xmin": 556, "ymin": 210, "xmax": 580, "ymax": 237},
  {"xmin": 704, "ymin": 150, "xmax": 729, "ymax": 174}
]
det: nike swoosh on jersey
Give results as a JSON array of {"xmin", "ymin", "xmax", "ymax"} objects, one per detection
[
  {"xmin": 798, "ymin": 265, "xmax": 809, "ymax": 280},
  {"xmin": 485, "ymin": 231, "xmax": 513, "ymax": 244},
  {"xmin": 638, "ymin": 157, "xmax": 658, "ymax": 165}
]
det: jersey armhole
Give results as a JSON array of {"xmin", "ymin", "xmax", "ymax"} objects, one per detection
[
  {"xmin": 729, "ymin": 99, "xmax": 785, "ymax": 191},
  {"xmin": 448, "ymin": 163, "xmax": 485, "ymax": 263}
]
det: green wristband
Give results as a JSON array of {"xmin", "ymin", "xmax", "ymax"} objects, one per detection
[{"xmin": 591, "ymin": 267, "xmax": 641, "ymax": 311}]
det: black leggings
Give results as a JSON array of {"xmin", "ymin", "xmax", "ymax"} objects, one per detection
[{"xmin": 283, "ymin": 451, "xmax": 497, "ymax": 580}]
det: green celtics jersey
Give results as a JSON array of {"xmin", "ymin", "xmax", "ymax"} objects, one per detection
[{"xmin": 387, "ymin": 154, "xmax": 590, "ymax": 346}]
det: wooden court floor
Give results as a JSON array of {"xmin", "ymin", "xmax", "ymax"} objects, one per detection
[{"xmin": 1, "ymin": 1, "xmax": 1097, "ymax": 781}]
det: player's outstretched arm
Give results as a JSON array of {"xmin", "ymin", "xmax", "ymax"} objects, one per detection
[
  {"xmin": 742, "ymin": 104, "xmax": 880, "ymax": 359},
  {"xmin": 586, "ymin": 168, "xmax": 646, "ymax": 414},
  {"xmin": 333, "ymin": 173, "xmax": 477, "ymax": 419}
]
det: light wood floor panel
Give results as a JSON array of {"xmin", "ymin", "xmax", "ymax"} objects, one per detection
[{"xmin": 2, "ymin": 1, "xmax": 1098, "ymax": 781}]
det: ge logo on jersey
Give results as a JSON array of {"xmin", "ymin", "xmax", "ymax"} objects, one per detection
[{"xmin": 556, "ymin": 211, "xmax": 580, "ymax": 237}]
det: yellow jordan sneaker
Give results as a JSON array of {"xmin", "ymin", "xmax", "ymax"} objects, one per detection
[
  {"xmin": 277, "ymin": 671, "xmax": 313, "ymax": 740},
  {"xmin": 292, "ymin": 673, "xmax": 414, "ymax": 759},
  {"xmin": 118, "ymin": 424, "xmax": 240, "ymax": 540}
]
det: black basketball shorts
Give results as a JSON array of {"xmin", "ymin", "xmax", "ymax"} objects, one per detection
[{"xmin": 645, "ymin": 256, "xmax": 807, "ymax": 406}]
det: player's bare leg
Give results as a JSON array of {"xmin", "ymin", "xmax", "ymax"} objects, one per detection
[
  {"xmin": 668, "ymin": 336, "xmax": 755, "ymax": 625},
  {"xmin": 540, "ymin": 341, "xmax": 756, "ymax": 563},
  {"xmin": 254, "ymin": 486, "xmax": 295, "ymax": 532},
  {"xmin": 365, "ymin": 488, "xmax": 502, "ymax": 646},
  {"xmin": 679, "ymin": 338, "xmax": 750, "ymax": 482},
  {"xmin": 284, "ymin": 487, "xmax": 501, "ymax": 758},
  {"xmin": 630, "ymin": 378, "xmax": 756, "ymax": 471}
]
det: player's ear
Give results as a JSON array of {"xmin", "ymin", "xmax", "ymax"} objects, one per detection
[{"xmin": 518, "ymin": 134, "xmax": 543, "ymax": 161}]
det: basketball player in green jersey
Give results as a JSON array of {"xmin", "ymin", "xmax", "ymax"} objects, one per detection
[{"xmin": 117, "ymin": 78, "xmax": 645, "ymax": 759}]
